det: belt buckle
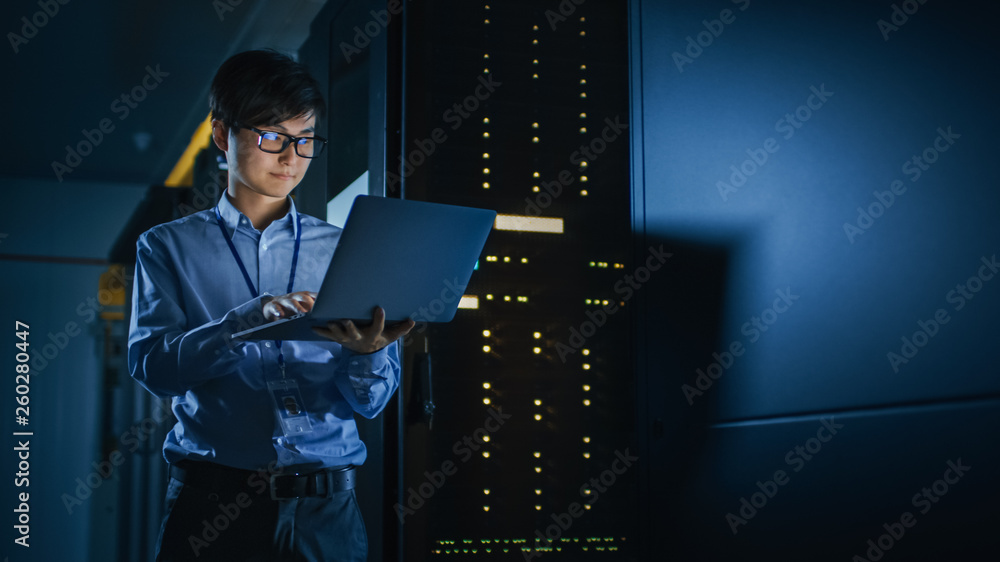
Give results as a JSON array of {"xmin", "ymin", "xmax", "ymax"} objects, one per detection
[{"xmin": 270, "ymin": 472, "xmax": 307, "ymax": 500}]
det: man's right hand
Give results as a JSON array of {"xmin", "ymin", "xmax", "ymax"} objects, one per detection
[{"xmin": 263, "ymin": 291, "xmax": 317, "ymax": 321}]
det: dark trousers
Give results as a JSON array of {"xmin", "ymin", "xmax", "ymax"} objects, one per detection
[{"xmin": 154, "ymin": 467, "xmax": 367, "ymax": 561}]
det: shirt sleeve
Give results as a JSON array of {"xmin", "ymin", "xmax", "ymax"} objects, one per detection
[
  {"xmin": 332, "ymin": 341, "xmax": 402, "ymax": 419},
  {"xmin": 127, "ymin": 229, "xmax": 263, "ymax": 398}
]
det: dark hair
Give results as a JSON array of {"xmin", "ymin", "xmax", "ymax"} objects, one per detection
[{"xmin": 209, "ymin": 49, "xmax": 326, "ymax": 128}]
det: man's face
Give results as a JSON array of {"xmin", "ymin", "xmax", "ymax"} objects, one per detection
[{"xmin": 214, "ymin": 113, "xmax": 316, "ymax": 201}]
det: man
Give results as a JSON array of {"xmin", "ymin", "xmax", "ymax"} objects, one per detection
[{"xmin": 128, "ymin": 49, "xmax": 413, "ymax": 561}]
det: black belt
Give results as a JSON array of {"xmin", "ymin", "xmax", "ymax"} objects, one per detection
[{"xmin": 170, "ymin": 461, "xmax": 356, "ymax": 500}]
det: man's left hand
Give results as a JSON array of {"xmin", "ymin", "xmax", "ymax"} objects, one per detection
[{"xmin": 312, "ymin": 306, "xmax": 415, "ymax": 354}]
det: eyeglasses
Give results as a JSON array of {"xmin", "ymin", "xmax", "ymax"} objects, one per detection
[{"xmin": 245, "ymin": 126, "xmax": 328, "ymax": 158}]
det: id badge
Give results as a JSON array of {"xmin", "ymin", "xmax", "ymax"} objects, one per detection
[{"xmin": 267, "ymin": 379, "xmax": 314, "ymax": 437}]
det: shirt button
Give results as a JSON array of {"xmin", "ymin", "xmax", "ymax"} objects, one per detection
[
  {"xmin": 262, "ymin": 243, "xmax": 269, "ymax": 250},
  {"xmin": 264, "ymin": 342, "xmax": 272, "ymax": 348}
]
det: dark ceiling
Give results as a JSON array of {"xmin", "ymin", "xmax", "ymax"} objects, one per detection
[{"xmin": 1, "ymin": 0, "xmax": 327, "ymax": 187}]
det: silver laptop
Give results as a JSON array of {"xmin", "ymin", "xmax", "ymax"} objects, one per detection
[{"xmin": 232, "ymin": 195, "xmax": 496, "ymax": 341}]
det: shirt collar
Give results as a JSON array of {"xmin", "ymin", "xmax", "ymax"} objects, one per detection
[{"xmin": 215, "ymin": 192, "xmax": 300, "ymax": 237}]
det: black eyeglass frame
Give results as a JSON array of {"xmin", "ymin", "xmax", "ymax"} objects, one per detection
[{"xmin": 241, "ymin": 125, "xmax": 329, "ymax": 158}]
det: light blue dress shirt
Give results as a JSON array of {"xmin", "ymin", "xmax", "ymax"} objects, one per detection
[{"xmin": 127, "ymin": 194, "xmax": 400, "ymax": 471}]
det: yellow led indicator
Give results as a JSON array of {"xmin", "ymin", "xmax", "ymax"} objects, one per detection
[
  {"xmin": 482, "ymin": 345, "xmax": 491, "ymax": 353},
  {"xmin": 535, "ymin": 505, "xmax": 542, "ymax": 511},
  {"xmin": 483, "ymin": 381, "xmax": 491, "ymax": 389},
  {"xmin": 483, "ymin": 506, "xmax": 490, "ymax": 512},
  {"xmin": 483, "ymin": 168, "xmax": 490, "ymax": 174},
  {"xmin": 534, "ymin": 466, "xmax": 542, "ymax": 473},
  {"xmin": 482, "ymin": 330, "xmax": 491, "ymax": 337},
  {"xmin": 483, "ymin": 132, "xmax": 490, "ymax": 138},
  {"xmin": 533, "ymin": 451, "xmax": 541, "ymax": 458},
  {"xmin": 580, "ymin": 190, "xmax": 588, "ymax": 196},
  {"xmin": 503, "ymin": 256, "xmax": 510, "ymax": 262},
  {"xmin": 532, "ymin": 186, "xmax": 540, "ymax": 192},
  {"xmin": 583, "ymin": 399, "xmax": 591, "ymax": 406},
  {"xmin": 483, "ymin": 489, "xmax": 490, "ymax": 495},
  {"xmin": 483, "ymin": 117, "xmax": 490, "ymax": 124},
  {"xmin": 482, "ymin": 451, "xmax": 490, "ymax": 458},
  {"xmin": 532, "ymin": 122, "xmax": 539, "ymax": 128},
  {"xmin": 535, "ymin": 489, "xmax": 542, "ymax": 495},
  {"xmin": 583, "ymin": 436, "xmax": 591, "ymax": 443},
  {"xmin": 483, "ymin": 398, "xmax": 491, "ymax": 405},
  {"xmin": 522, "ymin": 257, "xmax": 529, "ymax": 263},
  {"xmin": 583, "ymin": 452, "xmax": 591, "ymax": 458},
  {"xmin": 482, "ymin": 152, "xmax": 490, "ymax": 159},
  {"xmin": 532, "ymin": 347, "xmax": 541, "ymax": 354},
  {"xmin": 534, "ymin": 414, "xmax": 542, "ymax": 421},
  {"xmin": 580, "ymin": 92, "xmax": 587, "ymax": 98},
  {"xmin": 534, "ymin": 399, "xmax": 542, "ymax": 406},
  {"xmin": 582, "ymin": 349, "xmax": 590, "ymax": 355},
  {"xmin": 583, "ymin": 364, "xmax": 591, "ymax": 370},
  {"xmin": 532, "ymin": 171, "xmax": 540, "ymax": 178},
  {"xmin": 583, "ymin": 385, "xmax": 591, "ymax": 391},
  {"xmin": 533, "ymin": 332, "xmax": 542, "ymax": 339},
  {"xmin": 532, "ymin": 136, "xmax": 539, "ymax": 143}
]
